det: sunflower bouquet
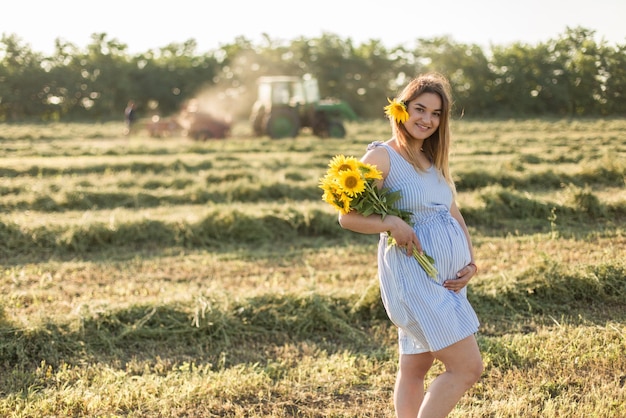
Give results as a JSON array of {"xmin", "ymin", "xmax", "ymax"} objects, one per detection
[{"xmin": 319, "ymin": 155, "xmax": 438, "ymax": 279}]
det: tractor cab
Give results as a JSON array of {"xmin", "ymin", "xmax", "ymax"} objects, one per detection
[
  {"xmin": 255, "ymin": 76, "xmax": 318, "ymax": 107},
  {"xmin": 250, "ymin": 75, "xmax": 356, "ymax": 139}
]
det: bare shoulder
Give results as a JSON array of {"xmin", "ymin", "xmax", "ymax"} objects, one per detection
[{"xmin": 362, "ymin": 141, "xmax": 391, "ymax": 177}]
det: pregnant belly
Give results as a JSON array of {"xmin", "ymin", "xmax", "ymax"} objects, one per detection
[{"xmin": 415, "ymin": 216, "xmax": 471, "ymax": 280}]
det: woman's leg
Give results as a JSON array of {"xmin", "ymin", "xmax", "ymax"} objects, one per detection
[
  {"xmin": 394, "ymin": 352, "xmax": 434, "ymax": 418},
  {"xmin": 418, "ymin": 335, "xmax": 483, "ymax": 418}
]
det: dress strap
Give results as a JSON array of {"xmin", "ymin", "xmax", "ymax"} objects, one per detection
[{"xmin": 366, "ymin": 140, "xmax": 386, "ymax": 151}]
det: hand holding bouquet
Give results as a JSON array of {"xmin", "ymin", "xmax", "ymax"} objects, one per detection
[{"xmin": 319, "ymin": 155, "xmax": 438, "ymax": 279}]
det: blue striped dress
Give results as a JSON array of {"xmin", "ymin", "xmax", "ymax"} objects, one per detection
[{"xmin": 369, "ymin": 141, "xmax": 480, "ymax": 353}]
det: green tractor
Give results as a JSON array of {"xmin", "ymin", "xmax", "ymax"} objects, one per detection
[{"xmin": 250, "ymin": 75, "xmax": 357, "ymax": 139}]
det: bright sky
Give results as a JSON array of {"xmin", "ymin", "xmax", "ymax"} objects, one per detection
[{"xmin": 3, "ymin": 0, "xmax": 625, "ymax": 55}]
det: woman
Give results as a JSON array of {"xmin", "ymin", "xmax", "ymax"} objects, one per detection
[{"xmin": 338, "ymin": 73, "xmax": 483, "ymax": 417}]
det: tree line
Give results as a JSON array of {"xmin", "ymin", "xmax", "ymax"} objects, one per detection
[{"xmin": 1, "ymin": 26, "xmax": 625, "ymax": 123}]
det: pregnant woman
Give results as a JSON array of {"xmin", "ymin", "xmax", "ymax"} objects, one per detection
[{"xmin": 338, "ymin": 73, "xmax": 483, "ymax": 418}]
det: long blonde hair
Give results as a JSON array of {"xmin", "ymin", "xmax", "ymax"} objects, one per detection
[{"xmin": 390, "ymin": 72, "xmax": 455, "ymax": 189}]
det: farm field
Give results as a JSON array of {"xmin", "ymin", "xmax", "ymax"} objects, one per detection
[{"xmin": 1, "ymin": 118, "xmax": 625, "ymax": 417}]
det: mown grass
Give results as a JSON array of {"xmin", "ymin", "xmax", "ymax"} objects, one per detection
[{"xmin": 1, "ymin": 119, "xmax": 625, "ymax": 417}]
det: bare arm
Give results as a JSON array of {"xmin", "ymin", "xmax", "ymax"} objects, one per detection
[
  {"xmin": 339, "ymin": 211, "xmax": 418, "ymax": 247},
  {"xmin": 337, "ymin": 144, "xmax": 424, "ymax": 255}
]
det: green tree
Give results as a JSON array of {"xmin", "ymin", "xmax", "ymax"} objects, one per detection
[
  {"xmin": 48, "ymin": 33, "xmax": 134, "ymax": 120},
  {"xmin": 488, "ymin": 42, "xmax": 544, "ymax": 116},
  {"xmin": 130, "ymin": 40, "xmax": 223, "ymax": 117},
  {"xmin": 603, "ymin": 43, "xmax": 626, "ymax": 115},
  {"xmin": 549, "ymin": 27, "xmax": 607, "ymax": 116},
  {"xmin": 2, "ymin": 27, "xmax": 626, "ymax": 122},
  {"xmin": 0, "ymin": 34, "xmax": 47, "ymax": 120},
  {"xmin": 348, "ymin": 40, "xmax": 411, "ymax": 119},
  {"xmin": 42, "ymin": 39, "xmax": 91, "ymax": 120},
  {"xmin": 209, "ymin": 36, "xmax": 275, "ymax": 120},
  {"xmin": 411, "ymin": 36, "xmax": 492, "ymax": 117}
]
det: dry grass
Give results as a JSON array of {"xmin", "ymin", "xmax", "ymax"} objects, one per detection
[{"xmin": 0, "ymin": 119, "xmax": 625, "ymax": 417}]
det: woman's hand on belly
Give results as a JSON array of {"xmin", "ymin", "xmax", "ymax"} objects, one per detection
[{"xmin": 443, "ymin": 263, "xmax": 477, "ymax": 293}]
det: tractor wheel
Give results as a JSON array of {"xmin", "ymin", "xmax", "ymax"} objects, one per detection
[
  {"xmin": 265, "ymin": 109, "xmax": 300, "ymax": 139},
  {"xmin": 327, "ymin": 120, "xmax": 346, "ymax": 138},
  {"xmin": 312, "ymin": 112, "xmax": 330, "ymax": 138}
]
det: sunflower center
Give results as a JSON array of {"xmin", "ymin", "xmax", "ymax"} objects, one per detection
[
  {"xmin": 344, "ymin": 176, "xmax": 358, "ymax": 188},
  {"xmin": 338, "ymin": 164, "xmax": 351, "ymax": 172}
]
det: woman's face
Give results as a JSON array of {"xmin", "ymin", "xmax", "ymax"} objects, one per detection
[{"xmin": 402, "ymin": 92, "xmax": 442, "ymax": 141}]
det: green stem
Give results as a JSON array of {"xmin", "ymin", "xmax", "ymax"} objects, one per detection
[
  {"xmin": 364, "ymin": 182, "xmax": 390, "ymax": 214},
  {"xmin": 412, "ymin": 248, "xmax": 438, "ymax": 279},
  {"xmin": 387, "ymin": 237, "xmax": 438, "ymax": 280}
]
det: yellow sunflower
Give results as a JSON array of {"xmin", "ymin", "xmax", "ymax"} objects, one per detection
[
  {"xmin": 322, "ymin": 190, "xmax": 345, "ymax": 212},
  {"xmin": 384, "ymin": 98, "xmax": 409, "ymax": 124},
  {"xmin": 337, "ymin": 192, "xmax": 352, "ymax": 214},
  {"xmin": 327, "ymin": 154, "xmax": 359, "ymax": 177},
  {"xmin": 358, "ymin": 161, "xmax": 383, "ymax": 180},
  {"xmin": 319, "ymin": 174, "xmax": 341, "ymax": 194},
  {"xmin": 319, "ymin": 176, "xmax": 344, "ymax": 209},
  {"xmin": 338, "ymin": 169, "xmax": 366, "ymax": 197}
]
